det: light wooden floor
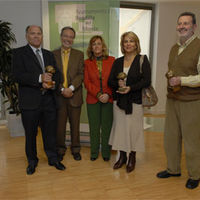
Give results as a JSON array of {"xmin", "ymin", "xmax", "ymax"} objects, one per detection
[{"xmin": 0, "ymin": 119, "xmax": 200, "ymax": 200}]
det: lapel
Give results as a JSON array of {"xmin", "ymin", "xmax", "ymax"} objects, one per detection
[
  {"xmin": 52, "ymin": 48, "xmax": 63, "ymax": 84},
  {"xmin": 88, "ymin": 59, "xmax": 100, "ymax": 80},
  {"xmin": 125, "ymin": 55, "xmax": 138, "ymax": 77},
  {"xmin": 54, "ymin": 48, "xmax": 63, "ymax": 72},
  {"xmin": 101, "ymin": 58, "xmax": 107, "ymax": 77},
  {"xmin": 24, "ymin": 44, "xmax": 44, "ymax": 72},
  {"xmin": 68, "ymin": 48, "xmax": 75, "ymax": 75},
  {"xmin": 119, "ymin": 56, "xmax": 124, "ymax": 73},
  {"xmin": 52, "ymin": 48, "xmax": 64, "ymax": 84},
  {"xmin": 94, "ymin": 59, "xmax": 101, "ymax": 79},
  {"xmin": 41, "ymin": 48, "xmax": 48, "ymax": 67}
]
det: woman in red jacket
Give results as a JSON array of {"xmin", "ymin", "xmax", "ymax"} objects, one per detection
[{"xmin": 84, "ymin": 35, "xmax": 115, "ymax": 161}]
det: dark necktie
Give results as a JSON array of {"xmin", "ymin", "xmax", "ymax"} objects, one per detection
[{"xmin": 36, "ymin": 49, "xmax": 45, "ymax": 72}]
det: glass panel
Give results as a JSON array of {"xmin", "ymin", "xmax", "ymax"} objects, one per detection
[
  {"xmin": 119, "ymin": 8, "xmax": 152, "ymax": 57},
  {"xmin": 48, "ymin": 0, "xmax": 120, "ymax": 56},
  {"xmin": 48, "ymin": 0, "xmax": 120, "ymax": 125}
]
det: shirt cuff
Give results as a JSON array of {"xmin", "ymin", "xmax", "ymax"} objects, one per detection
[
  {"xmin": 61, "ymin": 87, "xmax": 64, "ymax": 92},
  {"xmin": 39, "ymin": 74, "xmax": 42, "ymax": 83},
  {"xmin": 69, "ymin": 85, "xmax": 75, "ymax": 91},
  {"xmin": 181, "ymin": 75, "xmax": 200, "ymax": 87}
]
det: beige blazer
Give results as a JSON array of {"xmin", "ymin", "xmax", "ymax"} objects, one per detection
[{"xmin": 53, "ymin": 48, "xmax": 84, "ymax": 107}]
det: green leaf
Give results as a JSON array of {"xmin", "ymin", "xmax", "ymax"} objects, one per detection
[{"xmin": 0, "ymin": 20, "xmax": 19, "ymax": 114}]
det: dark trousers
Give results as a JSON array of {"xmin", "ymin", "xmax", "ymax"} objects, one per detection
[
  {"xmin": 56, "ymin": 97, "xmax": 81, "ymax": 155},
  {"xmin": 21, "ymin": 94, "xmax": 58, "ymax": 166}
]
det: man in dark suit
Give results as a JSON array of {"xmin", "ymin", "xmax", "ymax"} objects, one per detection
[
  {"xmin": 12, "ymin": 25, "xmax": 66, "ymax": 175},
  {"xmin": 52, "ymin": 27, "xmax": 84, "ymax": 161}
]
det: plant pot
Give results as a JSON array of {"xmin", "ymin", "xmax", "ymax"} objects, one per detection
[{"xmin": 6, "ymin": 112, "xmax": 24, "ymax": 137}]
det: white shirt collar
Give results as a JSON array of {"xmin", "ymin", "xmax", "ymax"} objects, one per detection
[
  {"xmin": 177, "ymin": 34, "xmax": 197, "ymax": 47},
  {"xmin": 29, "ymin": 44, "xmax": 42, "ymax": 53}
]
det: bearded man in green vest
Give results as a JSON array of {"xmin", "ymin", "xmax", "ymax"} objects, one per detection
[{"xmin": 157, "ymin": 12, "xmax": 200, "ymax": 189}]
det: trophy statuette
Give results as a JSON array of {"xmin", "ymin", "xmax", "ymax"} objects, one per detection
[
  {"xmin": 45, "ymin": 65, "xmax": 56, "ymax": 87},
  {"xmin": 117, "ymin": 72, "xmax": 127, "ymax": 92},
  {"xmin": 166, "ymin": 70, "xmax": 180, "ymax": 92}
]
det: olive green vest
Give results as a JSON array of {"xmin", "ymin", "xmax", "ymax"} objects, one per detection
[{"xmin": 167, "ymin": 37, "xmax": 200, "ymax": 101}]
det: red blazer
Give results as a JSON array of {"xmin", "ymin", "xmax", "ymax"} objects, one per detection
[{"xmin": 84, "ymin": 56, "xmax": 115, "ymax": 104}]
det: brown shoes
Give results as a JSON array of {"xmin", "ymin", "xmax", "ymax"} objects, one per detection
[
  {"xmin": 113, "ymin": 151, "xmax": 136, "ymax": 173},
  {"xmin": 113, "ymin": 151, "xmax": 127, "ymax": 169},
  {"xmin": 126, "ymin": 151, "xmax": 136, "ymax": 173}
]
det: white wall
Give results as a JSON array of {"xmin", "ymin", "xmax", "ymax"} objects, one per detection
[
  {"xmin": 152, "ymin": 1, "xmax": 200, "ymax": 114},
  {"xmin": 1, "ymin": 0, "xmax": 200, "ymax": 114},
  {"xmin": 0, "ymin": 0, "xmax": 41, "ymax": 47}
]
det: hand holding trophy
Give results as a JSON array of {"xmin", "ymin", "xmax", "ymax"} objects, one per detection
[
  {"xmin": 117, "ymin": 72, "xmax": 127, "ymax": 92},
  {"xmin": 166, "ymin": 70, "xmax": 180, "ymax": 92},
  {"xmin": 45, "ymin": 65, "xmax": 56, "ymax": 87}
]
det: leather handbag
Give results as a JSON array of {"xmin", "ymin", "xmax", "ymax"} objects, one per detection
[{"xmin": 140, "ymin": 55, "xmax": 158, "ymax": 107}]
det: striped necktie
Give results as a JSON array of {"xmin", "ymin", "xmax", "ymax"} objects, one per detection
[{"xmin": 36, "ymin": 49, "xmax": 45, "ymax": 73}]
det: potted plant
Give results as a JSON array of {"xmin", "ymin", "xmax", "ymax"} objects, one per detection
[
  {"xmin": 0, "ymin": 20, "xmax": 19, "ymax": 113},
  {"xmin": 0, "ymin": 20, "xmax": 24, "ymax": 136}
]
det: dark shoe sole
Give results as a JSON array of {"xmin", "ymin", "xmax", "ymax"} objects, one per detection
[
  {"xmin": 113, "ymin": 159, "xmax": 127, "ymax": 169},
  {"xmin": 72, "ymin": 153, "xmax": 82, "ymax": 161},
  {"xmin": 126, "ymin": 164, "xmax": 135, "ymax": 173},
  {"xmin": 103, "ymin": 157, "xmax": 110, "ymax": 161},
  {"xmin": 90, "ymin": 157, "xmax": 97, "ymax": 161},
  {"xmin": 48, "ymin": 162, "xmax": 66, "ymax": 170},
  {"xmin": 26, "ymin": 165, "xmax": 36, "ymax": 175},
  {"xmin": 186, "ymin": 179, "xmax": 199, "ymax": 189},
  {"xmin": 157, "ymin": 170, "xmax": 181, "ymax": 178}
]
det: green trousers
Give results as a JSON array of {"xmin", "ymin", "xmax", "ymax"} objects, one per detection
[
  {"xmin": 164, "ymin": 99, "xmax": 200, "ymax": 180},
  {"xmin": 87, "ymin": 102, "xmax": 113, "ymax": 159}
]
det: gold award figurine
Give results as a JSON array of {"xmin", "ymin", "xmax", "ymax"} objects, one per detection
[
  {"xmin": 166, "ymin": 70, "xmax": 180, "ymax": 92},
  {"xmin": 45, "ymin": 65, "xmax": 56, "ymax": 87},
  {"xmin": 117, "ymin": 72, "xmax": 127, "ymax": 92}
]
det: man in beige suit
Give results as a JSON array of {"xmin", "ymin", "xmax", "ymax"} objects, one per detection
[{"xmin": 53, "ymin": 27, "xmax": 84, "ymax": 161}]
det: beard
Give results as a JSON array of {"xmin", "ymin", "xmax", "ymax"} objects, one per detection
[{"xmin": 177, "ymin": 28, "xmax": 194, "ymax": 42}]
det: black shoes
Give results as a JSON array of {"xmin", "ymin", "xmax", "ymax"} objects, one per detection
[
  {"xmin": 157, "ymin": 170, "xmax": 181, "ymax": 178},
  {"xmin": 49, "ymin": 161, "xmax": 66, "ymax": 170},
  {"xmin": 26, "ymin": 164, "xmax": 37, "ymax": 175},
  {"xmin": 186, "ymin": 179, "xmax": 199, "ymax": 189},
  {"xmin": 27, "ymin": 161, "xmax": 65, "ymax": 174},
  {"xmin": 157, "ymin": 170, "xmax": 199, "ymax": 189},
  {"xmin": 103, "ymin": 157, "xmax": 110, "ymax": 161},
  {"xmin": 72, "ymin": 152, "xmax": 82, "ymax": 161},
  {"xmin": 90, "ymin": 157, "xmax": 109, "ymax": 161}
]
